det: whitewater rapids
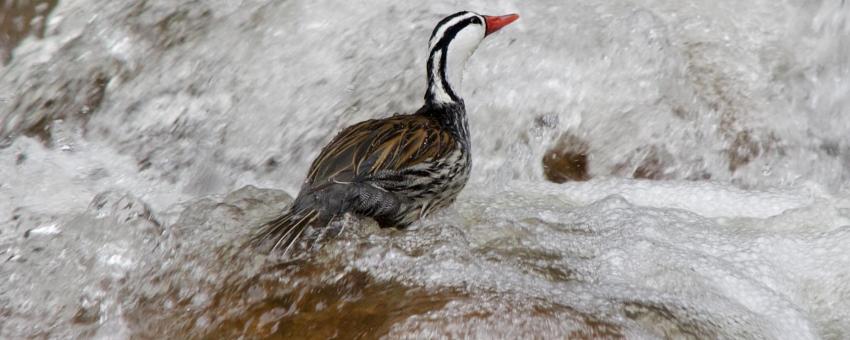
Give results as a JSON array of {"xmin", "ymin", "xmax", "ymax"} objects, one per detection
[{"xmin": 1, "ymin": 0, "xmax": 849, "ymax": 338}]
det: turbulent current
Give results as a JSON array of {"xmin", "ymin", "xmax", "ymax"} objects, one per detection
[{"xmin": 1, "ymin": 0, "xmax": 849, "ymax": 339}]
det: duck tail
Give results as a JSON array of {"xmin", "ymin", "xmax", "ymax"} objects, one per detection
[{"xmin": 251, "ymin": 206, "xmax": 325, "ymax": 255}]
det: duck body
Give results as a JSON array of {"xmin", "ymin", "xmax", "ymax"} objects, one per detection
[
  {"xmin": 254, "ymin": 11, "xmax": 518, "ymax": 254},
  {"xmin": 298, "ymin": 102, "xmax": 470, "ymax": 229}
]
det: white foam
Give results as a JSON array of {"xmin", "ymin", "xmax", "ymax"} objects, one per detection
[{"xmin": 0, "ymin": 0, "xmax": 848, "ymax": 338}]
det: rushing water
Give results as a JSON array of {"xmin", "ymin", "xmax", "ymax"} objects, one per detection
[{"xmin": 1, "ymin": 0, "xmax": 849, "ymax": 339}]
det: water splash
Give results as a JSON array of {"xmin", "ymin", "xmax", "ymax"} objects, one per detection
[{"xmin": 1, "ymin": 0, "xmax": 849, "ymax": 338}]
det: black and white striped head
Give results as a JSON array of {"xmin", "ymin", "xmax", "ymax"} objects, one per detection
[{"xmin": 426, "ymin": 11, "xmax": 519, "ymax": 105}]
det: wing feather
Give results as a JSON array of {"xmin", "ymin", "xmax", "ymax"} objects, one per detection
[{"xmin": 304, "ymin": 114, "xmax": 455, "ymax": 189}]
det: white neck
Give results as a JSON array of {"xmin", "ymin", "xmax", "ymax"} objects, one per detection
[{"xmin": 426, "ymin": 24, "xmax": 484, "ymax": 105}]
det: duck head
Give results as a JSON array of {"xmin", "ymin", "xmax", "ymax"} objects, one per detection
[{"xmin": 425, "ymin": 11, "xmax": 519, "ymax": 105}]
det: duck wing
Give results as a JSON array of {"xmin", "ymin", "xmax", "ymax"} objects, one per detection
[{"xmin": 303, "ymin": 113, "xmax": 456, "ymax": 190}]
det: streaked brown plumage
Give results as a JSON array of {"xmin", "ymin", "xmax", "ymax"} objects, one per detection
[
  {"xmin": 306, "ymin": 113, "xmax": 456, "ymax": 187},
  {"xmin": 252, "ymin": 11, "xmax": 518, "ymax": 254}
]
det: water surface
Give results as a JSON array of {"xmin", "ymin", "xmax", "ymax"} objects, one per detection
[{"xmin": 1, "ymin": 0, "xmax": 849, "ymax": 338}]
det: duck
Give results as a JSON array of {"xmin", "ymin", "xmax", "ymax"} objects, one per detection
[{"xmin": 254, "ymin": 11, "xmax": 519, "ymax": 254}]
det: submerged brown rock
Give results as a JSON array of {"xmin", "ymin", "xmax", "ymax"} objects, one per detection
[
  {"xmin": 542, "ymin": 133, "xmax": 591, "ymax": 183},
  {"xmin": 0, "ymin": 0, "xmax": 59, "ymax": 64}
]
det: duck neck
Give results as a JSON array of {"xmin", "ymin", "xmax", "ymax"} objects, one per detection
[
  {"xmin": 425, "ymin": 44, "xmax": 468, "ymax": 105},
  {"xmin": 423, "ymin": 31, "xmax": 482, "ymax": 140},
  {"xmin": 423, "ymin": 45, "xmax": 470, "ymax": 140},
  {"xmin": 425, "ymin": 19, "xmax": 484, "ymax": 105}
]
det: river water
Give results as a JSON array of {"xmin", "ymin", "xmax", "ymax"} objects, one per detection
[{"xmin": 1, "ymin": 0, "xmax": 849, "ymax": 339}]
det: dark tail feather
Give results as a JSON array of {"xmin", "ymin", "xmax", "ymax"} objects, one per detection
[{"xmin": 251, "ymin": 207, "xmax": 324, "ymax": 255}]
